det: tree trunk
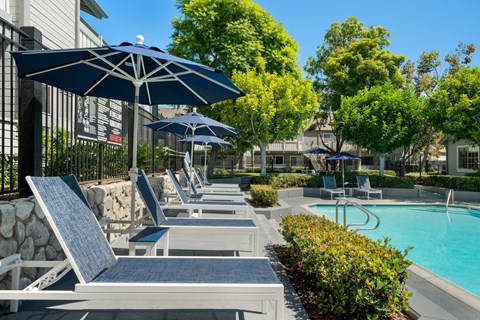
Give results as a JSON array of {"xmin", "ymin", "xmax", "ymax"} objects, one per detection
[
  {"xmin": 259, "ymin": 142, "xmax": 267, "ymax": 176},
  {"xmin": 379, "ymin": 154, "xmax": 386, "ymax": 176},
  {"xmin": 208, "ymin": 146, "xmax": 220, "ymax": 177}
]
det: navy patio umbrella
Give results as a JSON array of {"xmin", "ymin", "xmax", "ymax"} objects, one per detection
[
  {"xmin": 327, "ymin": 152, "xmax": 361, "ymax": 188},
  {"xmin": 301, "ymin": 146, "xmax": 331, "ymax": 154},
  {"xmin": 146, "ymin": 109, "xmax": 237, "ymax": 192},
  {"xmin": 11, "ymin": 35, "xmax": 244, "ymax": 233},
  {"xmin": 179, "ymin": 135, "xmax": 233, "ymax": 181}
]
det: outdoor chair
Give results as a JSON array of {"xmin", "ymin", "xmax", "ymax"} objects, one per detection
[
  {"xmin": 354, "ymin": 176, "xmax": 383, "ymax": 200},
  {"xmin": 0, "ymin": 175, "xmax": 284, "ymax": 319},
  {"xmin": 182, "ymin": 167, "xmax": 245, "ymax": 199},
  {"xmin": 166, "ymin": 169, "xmax": 249, "ymax": 217},
  {"xmin": 137, "ymin": 170, "xmax": 258, "ymax": 255},
  {"xmin": 197, "ymin": 166, "xmax": 242, "ymax": 188},
  {"xmin": 320, "ymin": 176, "xmax": 346, "ymax": 199},
  {"xmin": 184, "ymin": 165, "xmax": 241, "ymax": 193}
]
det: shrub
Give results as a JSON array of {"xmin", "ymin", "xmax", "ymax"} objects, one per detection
[
  {"xmin": 405, "ymin": 173, "xmax": 480, "ymax": 191},
  {"xmin": 250, "ymin": 172, "xmax": 414, "ymax": 189},
  {"xmin": 250, "ymin": 184, "xmax": 278, "ymax": 207},
  {"xmin": 281, "ymin": 214, "xmax": 411, "ymax": 319}
]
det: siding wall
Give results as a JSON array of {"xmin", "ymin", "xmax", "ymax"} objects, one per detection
[{"xmin": 30, "ymin": 0, "xmax": 75, "ymax": 49}]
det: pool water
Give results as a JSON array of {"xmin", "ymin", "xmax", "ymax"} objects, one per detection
[{"xmin": 309, "ymin": 204, "xmax": 480, "ymax": 297}]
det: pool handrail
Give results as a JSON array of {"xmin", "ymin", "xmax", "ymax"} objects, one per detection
[{"xmin": 335, "ymin": 199, "xmax": 380, "ymax": 231}]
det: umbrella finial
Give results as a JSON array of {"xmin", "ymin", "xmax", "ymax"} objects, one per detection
[
  {"xmin": 136, "ymin": 35, "xmax": 144, "ymax": 45},
  {"xmin": 193, "ymin": 107, "xmax": 198, "ymax": 112}
]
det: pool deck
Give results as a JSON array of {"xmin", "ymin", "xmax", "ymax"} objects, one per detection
[
  {"xmin": 2, "ymin": 190, "xmax": 480, "ymax": 319},
  {"xmin": 283, "ymin": 193, "xmax": 480, "ymax": 320}
]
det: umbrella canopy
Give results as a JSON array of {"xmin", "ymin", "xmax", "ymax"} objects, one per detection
[
  {"xmin": 301, "ymin": 146, "xmax": 331, "ymax": 155},
  {"xmin": 11, "ymin": 35, "xmax": 244, "ymax": 234},
  {"xmin": 147, "ymin": 109, "xmax": 237, "ymax": 192},
  {"xmin": 327, "ymin": 152, "xmax": 361, "ymax": 188},
  {"xmin": 179, "ymin": 135, "xmax": 233, "ymax": 181}
]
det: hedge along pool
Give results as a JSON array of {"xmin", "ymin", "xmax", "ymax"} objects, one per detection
[{"xmin": 309, "ymin": 204, "xmax": 480, "ymax": 297}]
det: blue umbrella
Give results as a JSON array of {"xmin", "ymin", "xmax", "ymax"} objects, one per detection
[
  {"xmin": 301, "ymin": 146, "xmax": 331, "ymax": 154},
  {"xmin": 179, "ymin": 135, "xmax": 233, "ymax": 180},
  {"xmin": 327, "ymin": 152, "xmax": 361, "ymax": 188},
  {"xmin": 11, "ymin": 35, "xmax": 244, "ymax": 233},
  {"xmin": 146, "ymin": 108, "xmax": 237, "ymax": 192}
]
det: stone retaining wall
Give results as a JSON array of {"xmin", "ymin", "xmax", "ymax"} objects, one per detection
[{"xmin": 0, "ymin": 175, "xmax": 169, "ymax": 309}]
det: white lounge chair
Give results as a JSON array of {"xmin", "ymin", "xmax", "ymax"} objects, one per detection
[
  {"xmin": 184, "ymin": 166, "xmax": 242, "ymax": 193},
  {"xmin": 320, "ymin": 176, "xmax": 346, "ymax": 199},
  {"xmin": 194, "ymin": 166, "xmax": 241, "ymax": 189},
  {"xmin": 166, "ymin": 169, "xmax": 249, "ymax": 217},
  {"xmin": 180, "ymin": 167, "xmax": 246, "ymax": 200},
  {"xmin": 354, "ymin": 176, "xmax": 383, "ymax": 200},
  {"xmin": 137, "ymin": 170, "xmax": 258, "ymax": 255},
  {"xmin": 0, "ymin": 175, "xmax": 284, "ymax": 319}
]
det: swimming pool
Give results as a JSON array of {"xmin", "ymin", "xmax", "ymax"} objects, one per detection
[{"xmin": 309, "ymin": 204, "xmax": 480, "ymax": 297}]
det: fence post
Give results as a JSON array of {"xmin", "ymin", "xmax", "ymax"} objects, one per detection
[{"xmin": 18, "ymin": 26, "xmax": 43, "ymax": 197}]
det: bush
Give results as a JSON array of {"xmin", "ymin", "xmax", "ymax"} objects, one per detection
[
  {"xmin": 405, "ymin": 173, "xmax": 480, "ymax": 191},
  {"xmin": 250, "ymin": 184, "xmax": 278, "ymax": 207},
  {"xmin": 250, "ymin": 172, "xmax": 414, "ymax": 189},
  {"xmin": 281, "ymin": 214, "xmax": 411, "ymax": 319}
]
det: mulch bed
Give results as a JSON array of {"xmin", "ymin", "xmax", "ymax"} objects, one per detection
[{"xmin": 273, "ymin": 244, "xmax": 412, "ymax": 320}]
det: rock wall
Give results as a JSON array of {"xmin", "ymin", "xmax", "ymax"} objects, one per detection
[{"xmin": 0, "ymin": 175, "xmax": 166, "ymax": 309}]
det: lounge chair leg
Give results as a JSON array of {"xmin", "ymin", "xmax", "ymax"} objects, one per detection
[
  {"xmin": 276, "ymin": 295, "xmax": 285, "ymax": 320},
  {"xmin": 163, "ymin": 233, "xmax": 170, "ymax": 257},
  {"xmin": 129, "ymin": 243, "xmax": 135, "ymax": 256},
  {"xmin": 262, "ymin": 300, "xmax": 269, "ymax": 314},
  {"xmin": 10, "ymin": 265, "xmax": 20, "ymax": 312}
]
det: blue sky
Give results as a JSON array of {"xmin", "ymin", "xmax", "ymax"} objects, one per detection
[{"xmin": 83, "ymin": 0, "xmax": 480, "ymax": 71}]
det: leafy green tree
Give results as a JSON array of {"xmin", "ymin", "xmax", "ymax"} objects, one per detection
[
  {"xmin": 305, "ymin": 16, "xmax": 405, "ymax": 153},
  {"xmin": 168, "ymin": 0, "xmax": 300, "ymax": 77},
  {"xmin": 401, "ymin": 43, "xmax": 476, "ymax": 171},
  {"xmin": 214, "ymin": 69, "xmax": 318, "ymax": 175},
  {"xmin": 334, "ymin": 83, "xmax": 422, "ymax": 176},
  {"xmin": 432, "ymin": 66, "xmax": 480, "ymax": 146},
  {"xmin": 168, "ymin": 0, "xmax": 303, "ymax": 172}
]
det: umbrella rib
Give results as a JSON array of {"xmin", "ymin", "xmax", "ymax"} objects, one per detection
[
  {"xmin": 140, "ymin": 57, "xmax": 153, "ymax": 105},
  {"xmin": 146, "ymin": 71, "xmax": 193, "ymax": 81},
  {"xmin": 82, "ymin": 56, "xmax": 133, "ymax": 96},
  {"xmin": 24, "ymin": 51, "xmax": 122, "ymax": 78},
  {"xmin": 162, "ymin": 65, "xmax": 208, "ymax": 104},
  {"xmin": 140, "ymin": 60, "xmax": 174, "ymax": 81},
  {"xmin": 88, "ymin": 49, "xmax": 136, "ymax": 80},
  {"xmin": 171, "ymin": 61, "xmax": 243, "ymax": 94}
]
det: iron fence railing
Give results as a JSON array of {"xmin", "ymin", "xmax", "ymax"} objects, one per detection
[
  {"xmin": 0, "ymin": 18, "xmax": 28, "ymax": 194},
  {"xmin": 0, "ymin": 17, "xmax": 166, "ymax": 196}
]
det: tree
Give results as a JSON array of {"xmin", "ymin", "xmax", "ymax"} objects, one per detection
[
  {"xmin": 432, "ymin": 66, "xmax": 480, "ymax": 146},
  {"xmin": 333, "ymin": 83, "xmax": 422, "ymax": 176},
  {"xmin": 168, "ymin": 0, "xmax": 300, "ymax": 77},
  {"xmin": 401, "ymin": 42, "xmax": 476, "ymax": 172},
  {"xmin": 305, "ymin": 16, "xmax": 405, "ymax": 153},
  {"xmin": 168, "ymin": 0, "xmax": 302, "ymax": 171},
  {"xmin": 213, "ymin": 69, "xmax": 318, "ymax": 175}
]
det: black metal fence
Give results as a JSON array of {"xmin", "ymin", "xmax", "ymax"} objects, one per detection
[{"xmin": 0, "ymin": 20, "xmax": 167, "ymax": 197}]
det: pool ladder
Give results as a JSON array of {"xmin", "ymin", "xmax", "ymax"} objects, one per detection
[
  {"xmin": 335, "ymin": 199, "xmax": 380, "ymax": 231},
  {"xmin": 445, "ymin": 189, "xmax": 454, "ymax": 222}
]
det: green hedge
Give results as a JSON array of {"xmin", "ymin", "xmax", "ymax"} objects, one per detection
[
  {"xmin": 405, "ymin": 173, "xmax": 480, "ymax": 191},
  {"xmin": 281, "ymin": 214, "xmax": 411, "ymax": 319},
  {"xmin": 250, "ymin": 184, "xmax": 278, "ymax": 207},
  {"xmin": 250, "ymin": 172, "xmax": 414, "ymax": 189}
]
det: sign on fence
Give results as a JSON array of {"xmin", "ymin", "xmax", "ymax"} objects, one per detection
[{"xmin": 76, "ymin": 97, "xmax": 123, "ymax": 146}]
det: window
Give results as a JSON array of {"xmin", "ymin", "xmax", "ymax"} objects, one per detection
[
  {"xmin": 323, "ymin": 133, "xmax": 333, "ymax": 140},
  {"xmin": 458, "ymin": 146, "xmax": 479, "ymax": 170},
  {"xmin": 361, "ymin": 156, "xmax": 374, "ymax": 165},
  {"xmin": 275, "ymin": 155, "xmax": 284, "ymax": 165},
  {"xmin": 290, "ymin": 156, "xmax": 303, "ymax": 167}
]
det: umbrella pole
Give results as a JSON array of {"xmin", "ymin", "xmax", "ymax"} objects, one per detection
[
  {"xmin": 129, "ymin": 81, "xmax": 141, "ymax": 237},
  {"xmin": 204, "ymin": 143, "xmax": 208, "ymax": 184},
  {"xmin": 188, "ymin": 130, "xmax": 195, "ymax": 196},
  {"xmin": 342, "ymin": 160, "xmax": 345, "ymax": 189}
]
